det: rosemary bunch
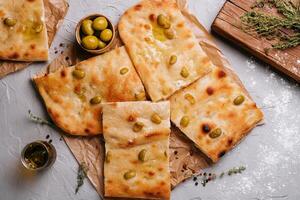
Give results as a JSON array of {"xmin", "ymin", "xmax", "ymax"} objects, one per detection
[{"xmin": 241, "ymin": 0, "xmax": 300, "ymax": 49}]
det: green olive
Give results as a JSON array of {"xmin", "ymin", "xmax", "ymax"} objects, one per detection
[
  {"xmin": 184, "ymin": 93, "xmax": 195, "ymax": 105},
  {"xmin": 124, "ymin": 170, "xmax": 136, "ymax": 180},
  {"xmin": 138, "ymin": 149, "xmax": 147, "ymax": 162},
  {"xmin": 98, "ymin": 40, "xmax": 107, "ymax": 49},
  {"xmin": 164, "ymin": 28, "xmax": 175, "ymax": 39},
  {"xmin": 74, "ymin": 87, "xmax": 86, "ymax": 101},
  {"xmin": 169, "ymin": 55, "xmax": 177, "ymax": 65},
  {"xmin": 82, "ymin": 36, "xmax": 99, "ymax": 50},
  {"xmin": 133, "ymin": 122, "xmax": 144, "ymax": 132},
  {"xmin": 90, "ymin": 96, "xmax": 102, "ymax": 105},
  {"xmin": 34, "ymin": 24, "xmax": 44, "ymax": 33},
  {"xmin": 120, "ymin": 67, "xmax": 129, "ymax": 75},
  {"xmin": 4, "ymin": 18, "xmax": 17, "ymax": 27},
  {"xmin": 233, "ymin": 95, "xmax": 245, "ymax": 105},
  {"xmin": 157, "ymin": 14, "xmax": 171, "ymax": 29},
  {"xmin": 81, "ymin": 19, "xmax": 94, "ymax": 35},
  {"xmin": 180, "ymin": 67, "xmax": 189, "ymax": 78},
  {"xmin": 135, "ymin": 92, "xmax": 146, "ymax": 101},
  {"xmin": 162, "ymin": 87, "xmax": 170, "ymax": 96},
  {"xmin": 92, "ymin": 17, "xmax": 108, "ymax": 31},
  {"xmin": 180, "ymin": 116, "xmax": 190, "ymax": 127},
  {"xmin": 151, "ymin": 113, "xmax": 162, "ymax": 124},
  {"xmin": 77, "ymin": 94, "xmax": 86, "ymax": 102},
  {"xmin": 209, "ymin": 128, "xmax": 222, "ymax": 139},
  {"xmin": 72, "ymin": 69, "xmax": 85, "ymax": 79},
  {"xmin": 100, "ymin": 29, "xmax": 113, "ymax": 42},
  {"xmin": 105, "ymin": 151, "xmax": 111, "ymax": 163}
]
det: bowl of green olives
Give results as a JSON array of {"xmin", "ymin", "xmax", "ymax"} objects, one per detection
[{"xmin": 76, "ymin": 14, "xmax": 115, "ymax": 54}]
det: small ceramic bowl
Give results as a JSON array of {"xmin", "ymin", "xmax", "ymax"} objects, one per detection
[{"xmin": 75, "ymin": 14, "xmax": 115, "ymax": 55}]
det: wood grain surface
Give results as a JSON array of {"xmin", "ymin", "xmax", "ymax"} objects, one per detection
[{"xmin": 211, "ymin": 0, "xmax": 300, "ymax": 82}]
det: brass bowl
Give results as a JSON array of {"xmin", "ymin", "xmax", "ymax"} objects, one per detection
[{"xmin": 75, "ymin": 14, "xmax": 116, "ymax": 55}]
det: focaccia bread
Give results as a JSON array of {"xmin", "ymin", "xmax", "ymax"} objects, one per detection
[
  {"xmin": 119, "ymin": 0, "xmax": 214, "ymax": 101},
  {"xmin": 0, "ymin": 0, "xmax": 49, "ymax": 61},
  {"xmin": 33, "ymin": 47, "xmax": 145, "ymax": 136},
  {"xmin": 103, "ymin": 101, "xmax": 171, "ymax": 199},
  {"xmin": 170, "ymin": 67, "xmax": 263, "ymax": 162}
]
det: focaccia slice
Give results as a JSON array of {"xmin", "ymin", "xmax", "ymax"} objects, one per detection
[
  {"xmin": 119, "ymin": 0, "xmax": 214, "ymax": 101},
  {"xmin": 33, "ymin": 47, "xmax": 145, "ymax": 136},
  {"xmin": 103, "ymin": 101, "xmax": 171, "ymax": 199},
  {"xmin": 170, "ymin": 67, "xmax": 263, "ymax": 162},
  {"xmin": 0, "ymin": 0, "xmax": 49, "ymax": 61}
]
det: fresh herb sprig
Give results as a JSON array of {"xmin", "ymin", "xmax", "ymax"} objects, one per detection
[
  {"xmin": 241, "ymin": 0, "xmax": 300, "ymax": 50},
  {"xmin": 192, "ymin": 166, "xmax": 246, "ymax": 187},
  {"xmin": 226, "ymin": 166, "xmax": 246, "ymax": 176},
  {"xmin": 75, "ymin": 162, "xmax": 89, "ymax": 194},
  {"xmin": 273, "ymin": 32, "xmax": 300, "ymax": 49},
  {"xmin": 28, "ymin": 110, "xmax": 56, "ymax": 129}
]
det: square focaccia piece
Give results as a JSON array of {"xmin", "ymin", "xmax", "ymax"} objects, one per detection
[
  {"xmin": 170, "ymin": 67, "xmax": 263, "ymax": 162},
  {"xmin": 0, "ymin": 0, "xmax": 49, "ymax": 61},
  {"xmin": 103, "ymin": 101, "xmax": 171, "ymax": 199},
  {"xmin": 119, "ymin": 0, "xmax": 214, "ymax": 101},
  {"xmin": 33, "ymin": 47, "xmax": 145, "ymax": 136}
]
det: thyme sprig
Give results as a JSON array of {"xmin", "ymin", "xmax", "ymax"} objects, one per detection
[
  {"xmin": 75, "ymin": 162, "xmax": 89, "ymax": 194},
  {"xmin": 273, "ymin": 32, "xmax": 300, "ymax": 49},
  {"xmin": 226, "ymin": 166, "xmax": 246, "ymax": 176},
  {"xmin": 241, "ymin": 0, "xmax": 300, "ymax": 50},
  {"xmin": 28, "ymin": 110, "xmax": 56, "ymax": 129}
]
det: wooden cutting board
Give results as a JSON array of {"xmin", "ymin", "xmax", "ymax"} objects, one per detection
[{"xmin": 211, "ymin": 0, "xmax": 300, "ymax": 82}]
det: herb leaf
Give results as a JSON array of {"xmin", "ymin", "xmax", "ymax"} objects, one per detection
[
  {"xmin": 75, "ymin": 162, "xmax": 89, "ymax": 194},
  {"xmin": 227, "ymin": 166, "xmax": 246, "ymax": 176},
  {"xmin": 28, "ymin": 110, "xmax": 56, "ymax": 129}
]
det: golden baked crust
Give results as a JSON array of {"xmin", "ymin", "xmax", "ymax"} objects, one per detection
[
  {"xmin": 33, "ymin": 47, "xmax": 145, "ymax": 136},
  {"xmin": 0, "ymin": 0, "xmax": 49, "ymax": 61},
  {"xmin": 119, "ymin": 0, "xmax": 213, "ymax": 101},
  {"xmin": 170, "ymin": 67, "xmax": 264, "ymax": 162},
  {"xmin": 103, "ymin": 101, "xmax": 171, "ymax": 199}
]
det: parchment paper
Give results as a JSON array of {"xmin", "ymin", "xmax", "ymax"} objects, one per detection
[
  {"xmin": 42, "ymin": 0, "xmax": 258, "ymax": 199},
  {"xmin": 0, "ymin": 0, "xmax": 69, "ymax": 79}
]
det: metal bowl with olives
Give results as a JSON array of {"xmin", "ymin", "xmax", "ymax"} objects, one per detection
[{"xmin": 76, "ymin": 14, "xmax": 115, "ymax": 54}]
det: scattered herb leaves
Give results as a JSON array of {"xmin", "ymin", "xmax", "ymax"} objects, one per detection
[
  {"xmin": 28, "ymin": 110, "xmax": 56, "ymax": 129},
  {"xmin": 241, "ymin": 0, "xmax": 300, "ymax": 50},
  {"xmin": 75, "ymin": 162, "xmax": 89, "ymax": 194}
]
